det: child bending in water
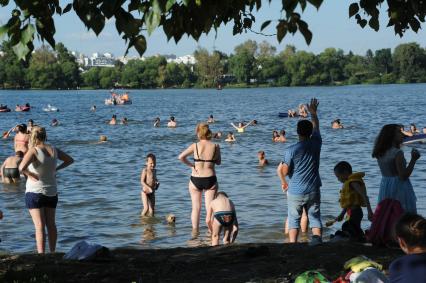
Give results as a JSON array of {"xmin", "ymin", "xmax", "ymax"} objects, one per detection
[
  {"xmin": 331, "ymin": 161, "xmax": 373, "ymax": 241},
  {"xmin": 207, "ymin": 192, "xmax": 238, "ymax": 246},
  {"xmin": 140, "ymin": 153, "xmax": 159, "ymax": 216},
  {"xmin": 389, "ymin": 213, "xmax": 426, "ymax": 283}
]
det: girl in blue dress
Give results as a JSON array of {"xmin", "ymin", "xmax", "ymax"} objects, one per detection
[{"xmin": 372, "ymin": 124, "xmax": 421, "ymax": 213}]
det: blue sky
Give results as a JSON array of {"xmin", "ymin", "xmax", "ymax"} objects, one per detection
[{"xmin": 1, "ymin": 1, "xmax": 426, "ymax": 57}]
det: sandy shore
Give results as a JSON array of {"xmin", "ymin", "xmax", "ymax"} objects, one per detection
[{"xmin": 0, "ymin": 242, "xmax": 402, "ymax": 282}]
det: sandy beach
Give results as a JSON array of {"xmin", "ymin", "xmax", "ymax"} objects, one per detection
[{"xmin": 0, "ymin": 242, "xmax": 403, "ymax": 282}]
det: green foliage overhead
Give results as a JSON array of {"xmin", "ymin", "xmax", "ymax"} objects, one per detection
[{"xmin": 0, "ymin": 1, "xmax": 424, "ymax": 60}]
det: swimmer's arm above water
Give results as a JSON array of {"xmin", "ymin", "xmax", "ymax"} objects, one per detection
[
  {"xmin": 178, "ymin": 143, "xmax": 196, "ymax": 168},
  {"xmin": 230, "ymin": 123, "xmax": 239, "ymax": 130},
  {"xmin": 307, "ymin": 98, "xmax": 319, "ymax": 133}
]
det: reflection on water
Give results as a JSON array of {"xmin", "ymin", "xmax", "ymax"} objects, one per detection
[{"xmin": 1, "ymin": 85, "xmax": 426, "ymax": 253}]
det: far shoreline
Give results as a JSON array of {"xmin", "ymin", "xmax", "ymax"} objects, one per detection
[{"xmin": 0, "ymin": 82, "xmax": 424, "ymax": 91}]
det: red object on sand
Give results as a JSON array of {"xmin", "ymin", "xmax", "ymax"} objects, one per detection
[{"xmin": 366, "ymin": 198, "xmax": 404, "ymax": 246}]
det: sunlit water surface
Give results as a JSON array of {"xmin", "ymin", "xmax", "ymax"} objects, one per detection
[{"xmin": 0, "ymin": 85, "xmax": 425, "ymax": 253}]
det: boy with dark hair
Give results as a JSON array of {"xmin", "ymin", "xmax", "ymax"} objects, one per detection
[{"xmin": 330, "ymin": 161, "xmax": 373, "ymax": 241}]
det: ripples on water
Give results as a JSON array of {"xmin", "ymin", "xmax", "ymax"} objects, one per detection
[{"xmin": 0, "ymin": 85, "xmax": 425, "ymax": 253}]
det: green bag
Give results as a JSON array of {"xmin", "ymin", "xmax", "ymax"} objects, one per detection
[{"xmin": 295, "ymin": 270, "xmax": 329, "ymax": 283}]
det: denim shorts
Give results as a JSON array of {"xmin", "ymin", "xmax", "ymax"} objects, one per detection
[
  {"xmin": 25, "ymin": 192, "xmax": 58, "ymax": 209},
  {"xmin": 287, "ymin": 189, "xmax": 322, "ymax": 229}
]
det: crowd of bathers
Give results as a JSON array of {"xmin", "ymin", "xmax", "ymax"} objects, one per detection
[{"xmin": 1, "ymin": 98, "xmax": 425, "ymax": 282}]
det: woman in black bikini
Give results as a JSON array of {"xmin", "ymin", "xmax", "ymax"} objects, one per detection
[{"xmin": 178, "ymin": 123, "xmax": 221, "ymax": 236}]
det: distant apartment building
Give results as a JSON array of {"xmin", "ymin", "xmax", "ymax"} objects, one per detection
[
  {"xmin": 166, "ymin": 54, "xmax": 196, "ymax": 65},
  {"xmin": 72, "ymin": 51, "xmax": 196, "ymax": 67}
]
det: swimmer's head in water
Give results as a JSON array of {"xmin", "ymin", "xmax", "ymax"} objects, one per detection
[
  {"xmin": 258, "ymin": 150, "xmax": 265, "ymax": 158},
  {"xmin": 297, "ymin": 120, "xmax": 313, "ymax": 137},
  {"xmin": 170, "ymin": 116, "xmax": 175, "ymax": 121},
  {"xmin": 214, "ymin": 132, "xmax": 222, "ymax": 138},
  {"xmin": 196, "ymin": 123, "xmax": 212, "ymax": 140},
  {"xmin": 209, "ymin": 115, "xmax": 213, "ymax": 119},
  {"xmin": 28, "ymin": 119, "xmax": 34, "ymax": 126},
  {"xmin": 112, "ymin": 115, "xmax": 117, "ymax": 119},
  {"xmin": 280, "ymin": 129, "xmax": 286, "ymax": 136},
  {"xmin": 99, "ymin": 135, "xmax": 107, "ymax": 142}
]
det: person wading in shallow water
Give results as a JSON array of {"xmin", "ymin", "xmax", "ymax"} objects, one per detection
[
  {"xmin": 277, "ymin": 98, "xmax": 323, "ymax": 245},
  {"xmin": 19, "ymin": 126, "xmax": 74, "ymax": 254},
  {"xmin": 178, "ymin": 123, "xmax": 221, "ymax": 238}
]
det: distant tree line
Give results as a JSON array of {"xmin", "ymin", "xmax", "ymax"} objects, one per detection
[{"xmin": 1, "ymin": 40, "xmax": 426, "ymax": 89}]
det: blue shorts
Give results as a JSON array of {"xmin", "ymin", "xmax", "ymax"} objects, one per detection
[
  {"xmin": 25, "ymin": 192, "xmax": 58, "ymax": 209},
  {"xmin": 287, "ymin": 190, "xmax": 322, "ymax": 229}
]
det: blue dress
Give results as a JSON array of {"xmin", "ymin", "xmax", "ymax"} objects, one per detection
[{"xmin": 377, "ymin": 147, "xmax": 417, "ymax": 213}]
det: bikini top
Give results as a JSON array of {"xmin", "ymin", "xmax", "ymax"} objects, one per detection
[{"xmin": 194, "ymin": 143, "xmax": 217, "ymax": 163}]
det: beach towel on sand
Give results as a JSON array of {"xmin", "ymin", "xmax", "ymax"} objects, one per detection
[
  {"xmin": 63, "ymin": 240, "xmax": 110, "ymax": 261},
  {"xmin": 366, "ymin": 199, "xmax": 404, "ymax": 246},
  {"xmin": 295, "ymin": 270, "xmax": 329, "ymax": 283}
]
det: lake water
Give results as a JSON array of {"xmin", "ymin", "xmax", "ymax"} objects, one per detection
[{"xmin": 0, "ymin": 85, "xmax": 425, "ymax": 253}]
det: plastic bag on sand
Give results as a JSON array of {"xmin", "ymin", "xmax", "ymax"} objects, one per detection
[
  {"xmin": 295, "ymin": 270, "xmax": 330, "ymax": 283},
  {"xmin": 63, "ymin": 240, "xmax": 110, "ymax": 261},
  {"xmin": 344, "ymin": 255, "xmax": 383, "ymax": 273},
  {"xmin": 349, "ymin": 267, "xmax": 388, "ymax": 283}
]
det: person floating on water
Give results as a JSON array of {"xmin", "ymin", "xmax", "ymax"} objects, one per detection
[
  {"xmin": 213, "ymin": 132, "xmax": 222, "ymax": 139},
  {"xmin": 140, "ymin": 153, "xmax": 159, "ymax": 216},
  {"xmin": 272, "ymin": 130, "xmax": 280, "ymax": 142},
  {"xmin": 277, "ymin": 98, "xmax": 323, "ymax": 245},
  {"xmin": 331, "ymin": 119, "xmax": 344, "ymax": 129},
  {"xmin": 167, "ymin": 116, "xmax": 177, "ymax": 128},
  {"xmin": 154, "ymin": 117, "xmax": 160, "ymax": 127},
  {"xmin": 206, "ymin": 191, "xmax": 238, "ymax": 246},
  {"xmin": 109, "ymin": 115, "xmax": 117, "ymax": 125},
  {"xmin": 121, "ymin": 117, "xmax": 128, "ymax": 125},
  {"xmin": 258, "ymin": 150, "xmax": 269, "ymax": 166},
  {"xmin": 1, "ymin": 151, "xmax": 24, "ymax": 184},
  {"xmin": 329, "ymin": 161, "xmax": 373, "ymax": 242},
  {"xmin": 230, "ymin": 120, "xmax": 255, "ymax": 133},
  {"xmin": 98, "ymin": 135, "xmax": 108, "ymax": 143},
  {"xmin": 51, "ymin": 119, "xmax": 59, "ymax": 127},
  {"xmin": 225, "ymin": 132, "xmax": 236, "ymax": 142},
  {"xmin": 207, "ymin": 115, "xmax": 215, "ymax": 124},
  {"xmin": 410, "ymin": 123, "xmax": 420, "ymax": 135},
  {"xmin": 288, "ymin": 109, "xmax": 297, "ymax": 118},
  {"xmin": 90, "ymin": 105, "xmax": 96, "ymax": 112},
  {"xmin": 298, "ymin": 104, "xmax": 308, "ymax": 118},
  {"xmin": 277, "ymin": 130, "xmax": 287, "ymax": 142}
]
